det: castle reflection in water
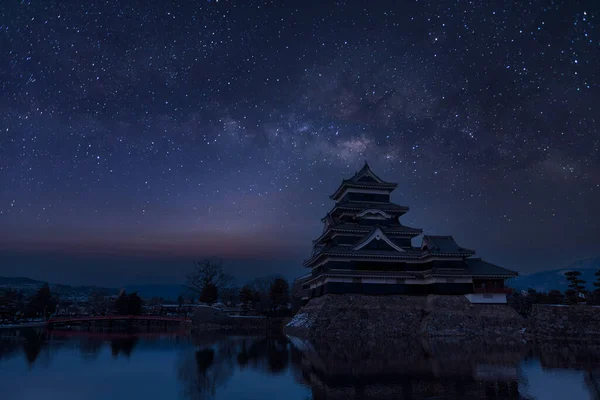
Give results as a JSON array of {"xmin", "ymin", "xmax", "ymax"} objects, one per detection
[
  {"xmin": 2, "ymin": 328, "xmax": 600, "ymax": 399},
  {"xmin": 289, "ymin": 337, "xmax": 524, "ymax": 399}
]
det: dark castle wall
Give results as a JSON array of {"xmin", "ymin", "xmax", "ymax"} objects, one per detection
[
  {"xmin": 311, "ymin": 282, "xmax": 473, "ymax": 297},
  {"xmin": 331, "ymin": 236, "xmax": 358, "ymax": 245},
  {"xmin": 340, "ymin": 193, "xmax": 390, "ymax": 202},
  {"xmin": 318, "ymin": 260, "xmax": 466, "ymax": 272},
  {"xmin": 530, "ymin": 304, "xmax": 600, "ymax": 340},
  {"xmin": 391, "ymin": 237, "xmax": 412, "ymax": 247}
]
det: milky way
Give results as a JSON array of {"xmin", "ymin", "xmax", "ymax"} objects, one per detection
[{"xmin": 0, "ymin": 0, "xmax": 598, "ymax": 285}]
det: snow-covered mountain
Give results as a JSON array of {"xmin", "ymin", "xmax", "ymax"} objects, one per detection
[{"xmin": 510, "ymin": 257, "xmax": 600, "ymax": 292}]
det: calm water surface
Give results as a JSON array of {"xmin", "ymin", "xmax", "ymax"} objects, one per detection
[{"xmin": 1, "ymin": 328, "xmax": 600, "ymax": 399}]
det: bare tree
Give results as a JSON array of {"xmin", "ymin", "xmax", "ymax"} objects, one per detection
[
  {"xmin": 269, "ymin": 278, "xmax": 290, "ymax": 311},
  {"xmin": 219, "ymin": 286, "xmax": 240, "ymax": 306},
  {"xmin": 186, "ymin": 259, "xmax": 233, "ymax": 302},
  {"xmin": 249, "ymin": 275, "xmax": 279, "ymax": 296},
  {"xmin": 248, "ymin": 275, "xmax": 280, "ymax": 313}
]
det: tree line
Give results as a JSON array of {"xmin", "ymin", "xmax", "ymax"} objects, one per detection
[
  {"xmin": 0, "ymin": 283, "xmax": 58, "ymax": 321},
  {"xmin": 0, "ymin": 284, "xmax": 144, "ymax": 323},
  {"xmin": 508, "ymin": 270, "xmax": 600, "ymax": 316},
  {"xmin": 1, "ymin": 258, "xmax": 294, "ymax": 322},
  {"xmin": 185, "ymin": 259, "xmax": 293, "ymax": 313}
]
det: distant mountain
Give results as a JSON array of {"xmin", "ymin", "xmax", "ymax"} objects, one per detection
[
  {"xmin": 0, "ymin": 276, "xmax": 41, "ymax": 286},
  {"xmin": 8, "ymin": 257, "xmax": 598, "ymax": 299},
  {"xmin": 0, "ymin": 276, "xmax": 186, "ymax": 301},
  {"xmin": 511, "ymin": 257, "xmax": 600, "ymax": 292},
  {"xmin": 0, "ymin": 276, "xmax": 116, "ymax": 300}
]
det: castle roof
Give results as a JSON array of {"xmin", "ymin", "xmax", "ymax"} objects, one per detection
[
  {"xmin": 328, "ymin": 201, "xmax": 409, "ymax": 216},
  {"xmin": 465, "ymin": 258, "xmax": 518, "ymax": 278},
  {"xmin": 330, "ymin": 162, "xmax": 398, "ymax": 200},
  {"xmin": 303, "ymin": 245, "xmax": 475, "ymax": 267},
  {"xmin": 299, "ymin": 258, "xmax": 517, "ymax": 286},
  {"xmin": 312, "ymin": 223, "xmax": 422, "ymax": 245},
  {"xmin": 421, "ymin": 235, "xmax": 475, "ymax": 256},
  {"xmin": 352, "ymin": 227, "xmax": 407, "ymax": 252},
  {"xmin": 302, "ymin": 162, "xmax": 518, "ymax": 279},
  {"xmin": 317, "ymin": 222, "xmax": 422, "ymax": 235}
]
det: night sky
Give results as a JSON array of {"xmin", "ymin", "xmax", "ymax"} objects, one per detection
[{"xmin": 0, "ymin": 0, "xmax": 598, "ymax": 286}]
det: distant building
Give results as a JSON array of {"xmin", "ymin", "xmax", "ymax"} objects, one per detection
[{"xmin": 297, "ymin": 162, "xmax": 517, "ymax": 304}]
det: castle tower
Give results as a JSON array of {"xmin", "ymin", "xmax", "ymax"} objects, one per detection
[{"xmin": 298, "ymin": 162, "xmax": 517, "ymax": 303}]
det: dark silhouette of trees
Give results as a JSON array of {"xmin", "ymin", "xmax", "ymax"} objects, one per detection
[
  {"xmin": 0, "ymin": 288, "xmax": 25, "ymax": 322},
  {"xmin": 114, "ymin": 292, "xmax": 126, "ymax": 314},
  {"xmin": 195, "ymin": 349, "xmax": 215, "ymax": 373},
  {"xmin": 111, "ymin": 337, "xmax": 138, "ymax": 358},
  {"xmin": 592, "ymin": 270, "xmax": 600, "ymax": 305},
  {"xmin": 0, "ymin": 288, "xmax": 19, "ymax": 305},
  {"xmin": 186, "ymin": 259, "xmax": 233, "ymax": 304},
  {"xmin": 114, "ymin": 291, "xmax": 128, "ymax": 315},
  {"xmin": 26, "ymin": 283, "xmax": 57, "ymax": 319},
  {"xmin": 509, "ymin": 288, "xmax": 567, "ymax": 315},
  {"xmin": 22, "ymin": 330, "xmax": 45, "ymax": 366},
  {"xmin": 565, "ymin": 271, "xmax": 587, "ymax": 304},
  {"xmin": 234, "ymin": 337, "xmax": 291, "ymax": 374},
  {"xmin": 526, "ymin": 288, "xmax": 540, "ymax": 305},
  {"xmin": 566, "ymin": 270, "xmax": 586, "ymax": 292},
  {"xmin": 114, "ymin": 291, "xmax": 143, "ymax": 315},
  {"xmin": 219, "ymin": 286, "xmax": 240, "ymax": 306},
  {"xmin": 512, "ymin": 288, "xmax": 540, "ymax": 316},
  {"xmin": 178, "ymin": 344, "xmax": 234, "ymax": 400},
  {"xmin": 545, "ymin": 289, "xmax": 565, "ymax": 305},
  {"xmin": 269, "ymin": 278, "xmax": 290, "ymax": 311},
  {"xmin": 236, "ymin": 276, "xmax": 290, "ymax": 314},
  {"xmin": 237, "ymin": 340, "xmax": 250, "ymax": 367},
  {"xmin": 266, "ymin": 337, "xmax": 289, "ymax": 374},
  {"xmin": 247, "ymin": 275, "xmax": 280, "ymax": 313},
  {"xmin": 507, "ymin": 291, "xmax": 528, "ymax": 316},
  {"xmin": 128, "ymin": 292, "xmax": 142, "ymax": 314},
  {"xmin": 290, "ymin": 280, "xmax": 306, "ymax": 313},
  {"xmin": 199, "ymin": 283, "xmax": 218, "ymax": 306},
  {"xmin": 89, "ymin": 292, "xmax": 110, "ymax": 315},
  {"xmin": 239, "ymin": 285, "xmax": 258, "ymax": 312}
]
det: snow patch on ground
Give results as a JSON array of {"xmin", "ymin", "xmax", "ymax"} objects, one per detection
[
  {"xmin": 0, "ymin": 322, "xmax": 45, "ymax": 328},
  {"xmin": 286, "ymin": 312, "xmax": 313, "ymax": 329},
  {"xmin": 286, "ymin": 335, "xmax": 315, "ymax": 353}
]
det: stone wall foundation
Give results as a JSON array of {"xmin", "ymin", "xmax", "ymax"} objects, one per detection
[{"xmin": 286, "ymin": 294, "xmax": 526, "ymax": 340}]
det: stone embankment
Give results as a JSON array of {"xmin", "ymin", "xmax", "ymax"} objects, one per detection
[
  {"xmin": 529, "ymin": 304, "xmax": 600, "ymax": 340},
  {"xmin": 420, "ymin": 295, "xmax": 525, "ymax": 339},
  {"xmin": 285, "ymin": 294, "xmax": 526, "ymax": 340}
]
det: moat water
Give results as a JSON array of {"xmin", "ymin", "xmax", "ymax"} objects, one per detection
[{"xmin": 1, "ymin": 328, "xmax": 600, "ymax": 399}]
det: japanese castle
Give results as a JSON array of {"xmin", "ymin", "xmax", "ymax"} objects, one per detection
[{"xmin": 298, "ymin": 162, "xmax": 518, "ymax": 304}]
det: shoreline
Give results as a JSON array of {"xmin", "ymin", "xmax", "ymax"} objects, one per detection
[{"xmin": 0, "ymin": 322, "xmax": 46, "ymax": 329}]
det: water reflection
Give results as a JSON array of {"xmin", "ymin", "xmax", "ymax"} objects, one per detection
[
  {"xmin": 21, "ymin": 329, "xmax": 45, "ymax": 365},
  {"xmin": 110, "ymin": 337, "xmax": 138, "ymax": 358},
  {"xmin": 177, "ymin": 336, "xmax": 294, "ymax": 400},
  {"xmin": 291, "ymin": 338, "xmax": 526, "ymax": 399},
  {"xmin": 1, "ymin": 328, "xmax": 600, "ymax": 399},
  {"xmin": 178, "ymin": 341, "xmax": 234, "ymax": 400}
]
